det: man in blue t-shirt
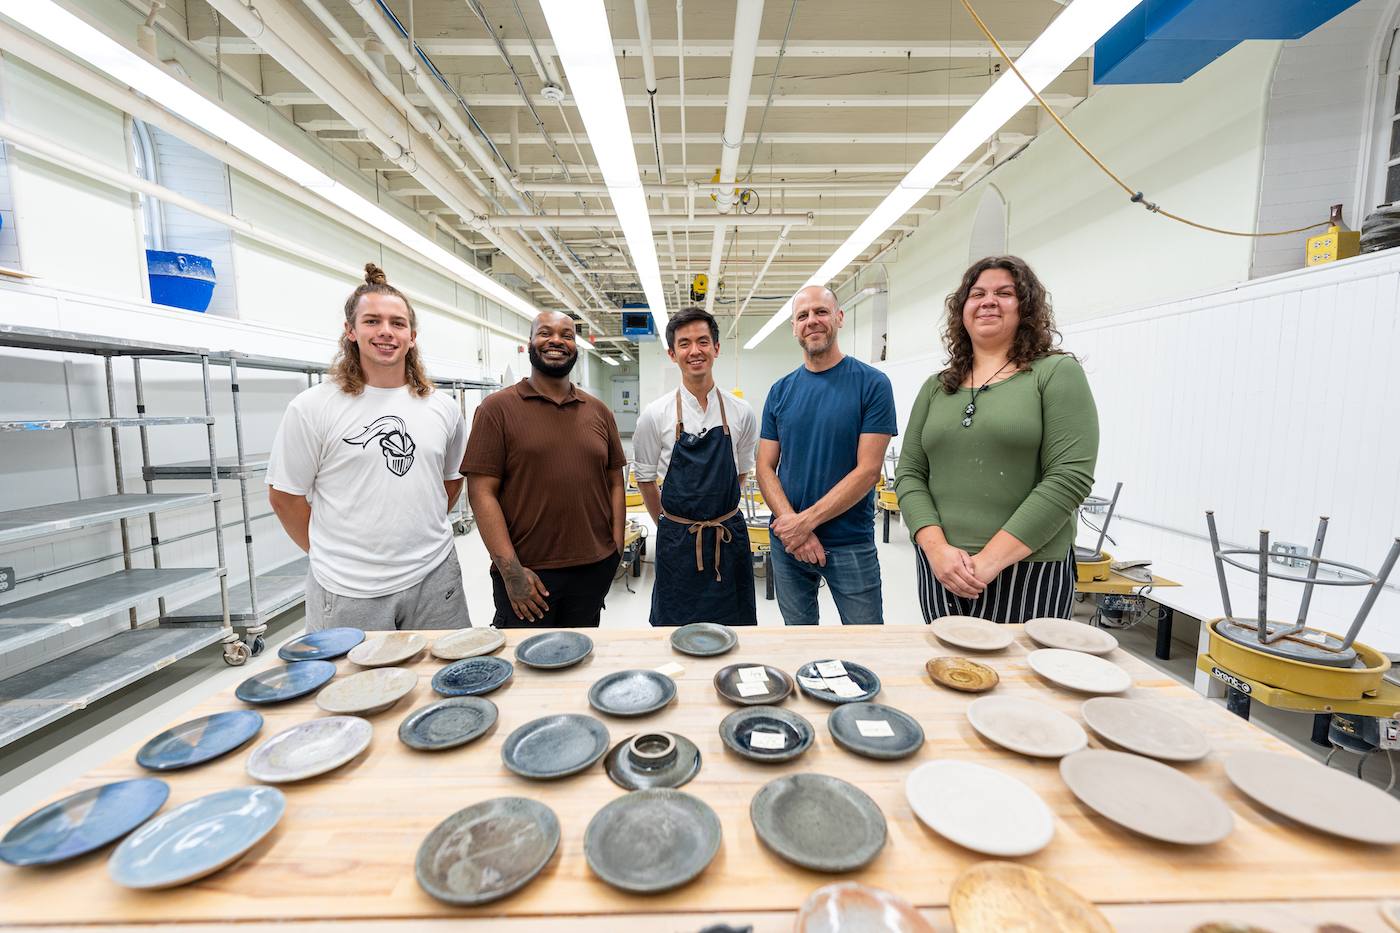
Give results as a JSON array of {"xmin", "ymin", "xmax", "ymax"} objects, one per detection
[{"xmin": 757, "ymin": 284, "xmax": 897, "ymax": 625}]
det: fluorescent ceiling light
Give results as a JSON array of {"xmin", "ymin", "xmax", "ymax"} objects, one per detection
[
  {"xmin": 744, "ymin": 0, "xmax": 1138, "ymax": 350},
  {"xmin": 0, "ymin": 0, "xmax": 569, "ymax": 340},
  {"xmin": 540, "ymin": 0, "xmax": 668, "ymax": 329},
  {"xmin": 598, "ymin": 355, "xmax": 620, "ymax": 367}
]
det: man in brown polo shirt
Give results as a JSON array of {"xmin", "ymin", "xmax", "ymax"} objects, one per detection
[{"xmin": 464, "ymin": 310, "xmax": 626, "ymax": 627}]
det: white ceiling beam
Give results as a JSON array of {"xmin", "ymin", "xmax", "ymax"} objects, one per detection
[
  {"xmin": 267, "ymin": 91, "xmax": 1083, "ymax": 109},
  {"xmin": 302, "ymin": 124, "xmax": 1029, "ymax": 147}
]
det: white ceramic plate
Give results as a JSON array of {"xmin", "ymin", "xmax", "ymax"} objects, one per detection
[
  {"xmin": 1223, "ymin": 750, "xmax": 1400, "ymax": 845},
  {"xmin": 1080, "ymin": 697, "xmax": 1210, "ymax": 762},
  {"xmin": 905, "ymin": 760, "xmax": 1054, "ymax": 857},
  {"xmin": 1024, "ymin": 618, "xmax": 1118, "ymax": 655},
  {"xmin": 246, "ymin": 716, "xmax": 373, "ymax": 783},
  {"xmin": 1060, "ymin": 749, "xmax": 1233, "ymax": 845},
  {"xmin": 966, "ymin": 695, "xmax": 1087, "ymax": 758},
  {"xmin": 431, "ymin": 627, "xmax": 506, "ymax": 661},
  {"xmin": 348, "ymin": 632, "xmax": 426, "ymax": 667},
  {"xmin": 1027, "ymin": 649, "xmax": 1132, "ymax": 695},
  {"xmin": 931, "ymin": 616, "xmax": 1013, "ymax": 652},
  {"xmin": 316, "ymin": 667, "xmax": 417, "ymax": 716}
]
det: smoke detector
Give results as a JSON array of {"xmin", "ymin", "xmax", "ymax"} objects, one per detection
[{"xmin": 541, "ymin": 83, "xmax": 566, "ymax": 103}]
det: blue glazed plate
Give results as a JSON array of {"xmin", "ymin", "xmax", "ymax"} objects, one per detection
[
  {"xmin": 0, "ymin": 778, "xmax": 169, "ymax": 867},
  {"xmin": 136, "ymin": 710, "xmax": 264, "ymax": 772},
  {"xmin": 514, "ymin": 631, "xmax": 593, "ymax": 670},
  {"xmin": 399, "ymin": 697, "xmax": 499, "ymax": 751},
  {"xmin": 431, "ymin": 656, "xmax": 514, "ymax": 697},
  {"xmin": 236, "ymin": 660, "xmax": 337, "ymax": 705},
  {"xmin": 278, "ymin": 627, "xmax": 365, "ymax": 662},
  {"xmin": 108, "ymin": 786, "xmax": 286, "ymax": 889}
]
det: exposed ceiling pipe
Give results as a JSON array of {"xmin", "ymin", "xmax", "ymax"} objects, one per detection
[
  {"xmin": 484, "ymin": 212, "xmax": 811, "ymax": 229},
  {"xmin": 677, "ymin": 0, "xmax": 691, "ymax": 293},
  {"xmin": 516, "ymin": 180, "xmax": 959, "ymax": 196},
  {"xmin": 726, "ymin": 223, "xmax": 791, "ymax": 337},
  {"xmin": 843, "ymin": 285, "xmax": 886, "ymax": 310},
  {"xmin": 634, "ymin": 0, "xmax": 681, "ymax": 305},
  {"xmin": 704, "ymin": 0, "xmax": 764, "ymax": 312}
]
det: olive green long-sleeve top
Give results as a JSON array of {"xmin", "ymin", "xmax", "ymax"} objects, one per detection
[{"xmin": 894, "ymin": 354, "xmax": 1099, "ymax": 562}]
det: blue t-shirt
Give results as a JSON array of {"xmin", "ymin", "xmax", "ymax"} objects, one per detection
[{"xmin": 760, "ymin": 356, "xmax": 898, "ymax": 547}]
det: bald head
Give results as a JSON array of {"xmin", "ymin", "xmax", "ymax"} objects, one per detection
[
  {"xmin": 529, "ymin": 310, "xmax": 579, "ymax": 378},
  {"xmin": 791, "ymin": 284, "xmax": 843, "ymax": 360},
  {"xmin": 530, "ymin": 310, "xmax": 575, "ymax": 339},
  {"xmin": 793, "ymin": 284, "xmax": 839, "ymax": 313}
]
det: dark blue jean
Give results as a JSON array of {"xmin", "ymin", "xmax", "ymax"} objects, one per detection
[{"xmin": 769, "ymin": 534, "xmax": 883, "ymax": 625}]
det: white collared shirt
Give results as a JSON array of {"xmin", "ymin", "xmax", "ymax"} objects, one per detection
[{"xmin": 632, "ymin": 385, "xmax": 758, "ymax": 482}]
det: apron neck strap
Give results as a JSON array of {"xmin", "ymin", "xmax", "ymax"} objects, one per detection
[{"xmin": 675, "ymin": 387, "xmax": 731, "ymax": 439}]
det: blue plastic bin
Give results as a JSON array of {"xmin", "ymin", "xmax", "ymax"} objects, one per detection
[{"xmin": 146, "ymin": 249, "xmax": 216, "ymax": 313}]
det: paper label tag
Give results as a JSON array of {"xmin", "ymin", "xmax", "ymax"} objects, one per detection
[
  {"xmin": 738, "ymin": 666, "xmax": 770, "ymax": 683},
  {"xmin": 856, "ymin": 719, "xmax": 895, "ymax": 738},
  {"xmin": 654, "ymin": 662, "xmax": 685, "ymax": 677},
  {"xmin": 826, "ymin": 676, "xmax": 864, "ymax": 698},
  {"xmin": 736, "ymin": 681, "xmax": 769, "ymax": 697},
  {"xmin": 749, "ymin": 730, "xmax": 788, "ymax": 750},
  {"xmin": 797, "ymin": 674, "xmax": 829, "ymax": 691},
  {"xmin": 815, "ymin": 660, "xmax": 848, "ymax": 677}
]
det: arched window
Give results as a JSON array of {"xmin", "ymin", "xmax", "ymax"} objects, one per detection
[
  {"xmin": 968, "ymin": 184, "xmax": 1008, "ymax": 263},
  {"xmin": 1365, "ymin": 20, "xmax": 1400, "ymax": 213},
  {"xmin": 128, "ymin": 118, "xmax": 164, "ymax": 250}
]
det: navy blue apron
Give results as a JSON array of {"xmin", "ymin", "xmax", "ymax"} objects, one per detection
[{"xmin": 649, "ymin": 390, "xmax": 757, "ymax": 627}]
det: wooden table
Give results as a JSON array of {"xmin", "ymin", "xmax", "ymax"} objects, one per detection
[{"xmin": 2, "ymin": 626, "xmax": 1396, "ymax": 931}]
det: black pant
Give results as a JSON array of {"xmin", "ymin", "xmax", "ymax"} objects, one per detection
[{"xmin": 490, "ymin": 551, "xmax": 621, "ymax": 628}]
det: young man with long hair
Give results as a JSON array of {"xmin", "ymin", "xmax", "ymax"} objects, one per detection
[{"xmin": 267, "ymin": 264, "xmax": 470, "ymax": 631}]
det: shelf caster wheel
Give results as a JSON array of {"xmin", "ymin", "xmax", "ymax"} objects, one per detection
[
  {"xmin": 223, "ymin": 641, "xmax": 251, "ymax": 666},
  {"xmin": 250, "ymin": 636, "xmax": 266, "ymax": 657}
]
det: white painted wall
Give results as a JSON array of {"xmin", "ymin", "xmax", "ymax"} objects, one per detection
[{"xmin": 149, "ymin": 125, "xmax": 238, "ymax": 317}]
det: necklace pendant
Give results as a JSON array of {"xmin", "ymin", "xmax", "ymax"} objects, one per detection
[
  {"xmin": 961, "ymin": 417, "xmax": 973, "ymax": 428},
  {"xmin": 964, "ymin": 403, "xmax": 976, "ymax": 417}
]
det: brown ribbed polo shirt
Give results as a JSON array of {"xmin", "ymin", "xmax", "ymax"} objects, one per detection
[{"xmin": 462, "ymin": 378, "xmax": 626, "ymax": 569}]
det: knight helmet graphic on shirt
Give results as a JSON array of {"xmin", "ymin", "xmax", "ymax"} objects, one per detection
[{"xmin": 342, "ymin": 415, "xmax": 416, "ymax": 476}]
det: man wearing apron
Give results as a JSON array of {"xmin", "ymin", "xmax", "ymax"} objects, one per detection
[{"xmin": 634, "ymin": 307, "xmax": 760, "ymax": 627}]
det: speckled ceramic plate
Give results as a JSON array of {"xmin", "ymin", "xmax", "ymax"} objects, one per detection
[
  {"xmin": 235, "ymin": 660, "xmax": 336, "ymax": 705},
  {"xmin": 1027, "ymin": 649, "xmax": 1132, "ymax": 695},
  {"xmin": 415, "ymin": 797, "xmax": 560, "ymax": 905},
  {"xmin": 316, "ymin": 667, "xmax": 417, "ymax": 715},
  {"xmin": 750, "ymin": 773, "xmax": 887, "ymax": 872},
  {"xmin": 905, "ymin": 760, "xmax": 1054, "ymax": 857},
  {"xmin": 399, "ymin": 697, "xmax": 499, "ymax": 751},
  {"xmin": 1024, "ymin": 618, "xmax": 1119, "ymax": 655},
  {"xmin": 278, "ymin": 626, "xmax": 364, "ymax": 661},
  {"xmin": 136, "ymin": 710, "xmax": 263, "ymax": 772},
  {"xmin": 1060, "ymin": 749, "xmax": 1233, "ymax": 845},
  {"xmin": 245, "ymin": 715, "xmax": 373, "ymax": 783},
  {"xmin": 604, "ymin": 732, "xmax": 703, "ymax": 790},
  {"xmin": 826, "ymin": 702, "xmax": 924, "ymax": 760},
  {"xmin": 930, "ymin": 616, "xmax": 1013, "ymax": 652},
  {"xmin": 794, "ymin": 659, "xmax": 881, "ymax": 704},
  {"xmin": 432, "ymin": 656, "xmax": 514, "ymax": 697},
  {"xmin": 713, "ymin": 663, "xmax": 793, "ymax": 706},
  {"xmin": 587, "ymin": 669, "xmax": 677, "ymax": 717},
  {"xmin": 966, "ymin": 695, "xmax": 1087, "ymax": 759},
  {"xmin": 348, "ymin": 632, "xmax": 426, "ymax": 667},
  {"xmin": 431, "ymin": 627, "xmax": 506, "ymax": 661},
  {"xmin": 585, "ymin": 789, "xmax": 722, "ymax": 893},
  {"xmin": 514, "ymin": 631, "xmax": 593, "ymax": 670},
  {"xmin": 0, "ymin": 779, "xmax": 169, "ymax": 867},
  {"xmin": 501, "ymin": 714, "xmax": 610, "ymax": 779},
  {"xmin": 670, "ymin": 622, "xmax": 738, "ymax": 657},
  {"xmin": 719, "ymin": 705, "xmax": 815, "ymax": 764}
]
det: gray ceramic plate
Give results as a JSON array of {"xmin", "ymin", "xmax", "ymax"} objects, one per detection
[
  {"xmin": 502, "ymin": 714, "xmax": 611, "ymax": 779},
  {"xmin": 316, "ymin": 667, "xmax": 417, "ymax": 716},
  {"xmin": 432, "ymin": 656, "xmax": 514, "ymax": 697},
  {"xmin": 604, "ymin": 732, "xmax": 702, "ymax": 790},
  {"xmin": 795, "ymin": 659, "xmax": 881, "ymax": 704},
  {"xmin": 670, "ymin": 622, "xmax": 738, "ymax": 657},
  {"xmin": 751, "ymin": 773, "xmax": 887, "ymax": 872},
  {"xmin": 1080, "ymin": 697, "xmax": 1210, "ymax": 762},
  {"xmin": 1060, "ymin": 749, "xmax": 1234, "ymax": 845},
  {"xmin": 719, "ymin": 705, "xmax": 815, "ymax": 763},
  {"xmin": 584, "ymin": 789, "xmax": 722, "ymax": 893},
  {"xmin": 514, "ymin": 631, "xmax": 594, "ymax": 670},
  {"xmin": 1024, "ymin": 617, "xmax": 1119, "ymax": 655},
  {"xmin": 348, "ymin": 632, "xmax": 426, "ymax": 667},
  {"xmin": 431, "ymin": 627, "xmax": 506, "ymax": 661},
  {"xmin": 108, "ymin": 786, "xmax": 285, "ymax": 889},
  {"xmin": 713, "ymin": 663, "xmax": 793, "ymax": 706},
  {"xmin": 588, "ymin": 669, "xmax": 677, "ymax": 717},
  {"xmin": 245, "ymin": 716, "xmax": 373, "ymax": 783},
  {"xmin": 415, "ymin": 797, "xmax": 560, "ymax": 905},
  {"xmin": 826, "ymin": 702, "xmax": 925, "ymax": 761},
  {"xmin": 399, "ymin": 697, "xmax": 499, "ymax": 751},
  {"xmin": 1223, "ymin": 750, "xmax": 1400, "ymax": 845}
]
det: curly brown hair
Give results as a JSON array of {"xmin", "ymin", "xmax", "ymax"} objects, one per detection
[
  {"xmin": 938, "ymin": 255, "xmax": 1069, "ymax": 394},
  {"xmin": 329, "ymin": 263, "xmax": 433, "ymax": 398}
]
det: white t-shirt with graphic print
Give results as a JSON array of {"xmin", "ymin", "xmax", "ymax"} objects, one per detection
[{"xmin": 267, "ymin": 381, "xmax": 467, "ymax": 599}]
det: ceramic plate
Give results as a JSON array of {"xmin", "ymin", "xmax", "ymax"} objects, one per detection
[
  {"xmin": 905, "ymin": 760, "xmax": 1054, "ymax": 857},
  {"xmin": 585, "ymin": 789, "xmax": 722, "ymax": 893},
  {"xmin": 931, "ymin": 616, "xmax": 1013, "ymax": 652},
  {"xmin": 246, "ymin": 715, "xmax": 373, "ymax": 783},
  {"xmin": 108, "ymin": 786, "xmax": 285, "ymax": 889},
  {"xmin": 926, "ymin": 657, "xmax": 999, "ymax": 693},
  {"xmin": 1080, "ymin": 697, "xmax": 1210, "ymax": 762},
  {"xmin": 719, "ymin": 705, "xmax": 815, "ymax": 763},
  {"xmin": 136, "ymin": 710, "xmax": 264, "ymax": 771},
  {"xmin": 432, "ymin": 656, "xmax": 514, "ymax": 697},
  {"xmin": 1027, "ymin": 649, "xmax": 1132, "ymax": 694},
  {"xmin": 399, "ymin": 697, "xmax": 499, "ymax": 751},
  {"xmin": 278, "ymin": 626, "xmax": 364, "ymax": 661},
  {"xmin": 966, "ymin": 695, "xmax": 1088, "ymax": 758},
  {"xmin": 670, "ymin": 622, "xmax": 738, "ymax": 657},
  {"xmin": 604, "ymin": 732, "xmax": 702, "ymax": 790},
  {"xmin": 514, "ymin": 631, "xmax": 593, "ymax": 670},
  {"xmin": 795, "ymin": 660, "xmax": 881, "ymax": 704},
  {"xmin": 1223, "ymin": 750, "xmax": 1400, "ymax": 845},
  {"xmin": 587, "ymin": 669, "xmax": 677, "ymax": 717},
  {"xmin": 1024, "ymin": 618, "xmax": 1119, "ymax": 655},
  {"xmin": 751, "ymin": 773, "xmax": 887, "ymax": 872},
  {"xmin": 235, "ymin": 659, "xmax": 337, "ymax": 705},
  {"xmin": 1060, "ymin": 749, "xmax": 1233, "ymax": 845},
  {"xmin": 797, "ymin": 882, "xmax": 934, "ymax": 933},
  {"xmin": 431, "ymin": 627, "xmax": 506, "ymax": 661},
  {"xmin": 348, "ymin": 632, "xmax": 426, "ymax": 667},
  {"xmin": 415, "ymin": 797, "xmax": 560, "ymax": 905},
  {"xmin": 950, "ymin": 862, "xmax": 1112, "ymax": 933},
  {"xmin": 0, "ymin": 779, "xmax": 169, "ymax": 867},
  {"xmin": 713, "ymin": 663, "xmax": 793, "ymax": 706},
  {"xmin": 826, "ymin": 702, "xmax": 924, "ymax": 760},
  {"xmin": 317, "ymin": 667, "xmax": 417, "ymax": 716},
  {"xmin": 501, "ymin": 714, "xmax": 610, "ymax": 779}
]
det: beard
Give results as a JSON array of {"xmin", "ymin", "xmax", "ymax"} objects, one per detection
[
  {"xmin": 798, "ymin": 328, "xmax": 835, "ymax": 356},
  {"xmin": 528, "ymin": 342, "xmax": 579, "ymax": 378}
]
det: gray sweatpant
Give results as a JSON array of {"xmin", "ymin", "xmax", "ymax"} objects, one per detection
[{"xmin": 303, "ymin": 548, "xmax": 470, "ymax": 632}]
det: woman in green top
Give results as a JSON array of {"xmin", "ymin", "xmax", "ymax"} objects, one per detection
[{"xmin": 894, "ymin": 256, "xmax": 1098, "ymax": 623}]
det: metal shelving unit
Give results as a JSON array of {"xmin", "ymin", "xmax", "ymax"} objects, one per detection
[{"xmin": 0, "ymin": 324, "xmax": 239, "ymax": 749}]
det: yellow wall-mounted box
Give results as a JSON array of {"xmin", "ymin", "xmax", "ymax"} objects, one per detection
[{"xmin": 1306, "ymin": 227, "xmax": 1360, "ymax": 266}]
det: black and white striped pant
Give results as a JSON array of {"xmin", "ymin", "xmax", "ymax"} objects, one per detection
[{"xmin": 916, "ymin": 546, "xmax": 1076, "ymax": 624}]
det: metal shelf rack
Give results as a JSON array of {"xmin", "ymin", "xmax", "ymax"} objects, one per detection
[{"xmin": 0, "ymin": 324, "xmax": 238, "ymax": 749}]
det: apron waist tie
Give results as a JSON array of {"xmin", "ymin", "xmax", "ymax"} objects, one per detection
[{"xmin": 664, "ymin": 507, "xmax": 741, "ymax": 582}]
